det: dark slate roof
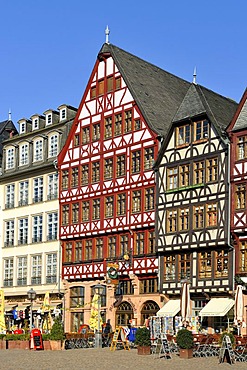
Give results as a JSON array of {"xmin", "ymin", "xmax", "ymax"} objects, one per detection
[
  {"xmin": 99, "ymin": 43, "xmax": 190, "ymax": 137},
  {"xmin": 232, "ymin": 98, "xmax": 247, "ymax": 131},
  {"xmin": 0, "ymin": 120, "xmax": 18, "ymax": 165},
  {"xmin": 173, "ymin": 84, "xmax": 238, "ymax": 134}
]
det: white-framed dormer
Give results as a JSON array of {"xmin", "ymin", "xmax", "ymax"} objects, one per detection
[
  {"xmin": 31, "ymin": 114, "xmax": 45, "ymax": 131},
  {"xmin": 43, "ymin": 109, "xmax": 59, "ymax": 126},
  {"xmin": 33, "ymin": 137, "xmax": 44, "ymax": 162},
  {"xmin": 5, "ymin": 146, "xmax": 15, "ymax": 170},
  {"xmin": 18, "ymin": 118, "xmax": 32, "ymax": 134},
  {"xmin": 19, "ymin": 141, "xmax": 29, "ymax": 167},
  {"xmin": 58, "ymin": 104, "xmax": 77, "ymax": 122}
]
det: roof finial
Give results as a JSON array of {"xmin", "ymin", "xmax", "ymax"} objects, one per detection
[
  {"xmin": 105, "ymin": 25, "xmax": 110, "ymax": 44},
  {"xmin": 8, "ymin": 109, "xmax": 12, "ymax": 121},
  {"xmin": 193, "ymin": 66, "xmax": 197, "ymax": 84}
]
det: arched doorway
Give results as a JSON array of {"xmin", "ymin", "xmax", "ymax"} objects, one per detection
[
  {"xmin": 141, "ymin": 300, "xmax": 160, "ymax": 325},
  {"xmin": 115, "ymin": 301, "xmax": 133, "ymax": 326}
]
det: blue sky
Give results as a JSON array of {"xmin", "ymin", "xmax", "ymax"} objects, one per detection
[{"xmin": 0, "ymin": 0, "xmax": 246, "ymax": 127}]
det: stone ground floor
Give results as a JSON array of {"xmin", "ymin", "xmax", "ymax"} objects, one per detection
[{"xmin": 1, "ymin": 348, "xmax": 247, "ymax": 370}]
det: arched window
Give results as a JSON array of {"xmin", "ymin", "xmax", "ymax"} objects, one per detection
[
  {"xmin": 49, "ymin": 134, "xmax": 58, "ymax": 157},
  {"xmin": 116, "ymin": 301, "xmax": 133, "ymax": 326},
  {"xmin": 141, "ymin": 300, "xmax": 160, "ymax": 325}
]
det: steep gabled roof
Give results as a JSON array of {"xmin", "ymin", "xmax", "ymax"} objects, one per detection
[
  {"xmin": 173, "ymin": 84, "xmax": 238, "ymax": 134},
  {"xmin": 227, "ymin": 88, "xmax": 247, "ymax": 133},
  {"xmin": 0, "ymin": 119, "xmax": 18, "ymax": 165},
  {"xmin": 99, "ymin": 43, "xmax": 190, "ymax": 137}
]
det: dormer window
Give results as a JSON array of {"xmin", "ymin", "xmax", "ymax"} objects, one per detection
[
  {"xmin": 32, "ymin": 118, "xmax": 39, "ymax": 130},
  {"xmin": 60, "ymin": 109, "xmax": 66, "ymax": 121},
  {"xmin": 20, "ymin": 122, "xmax": 26, "ymax": 134},
  {"xmin": 6, "ymin": 148, "xmax": 15, "ymax": 169},
  {"xmin": 47, "ymin": 114, "xmax": 52, "ymax": 125}
]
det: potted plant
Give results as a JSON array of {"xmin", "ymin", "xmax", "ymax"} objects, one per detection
[
  {"xmin": 6, "ymin": 333, "xmax": 30, "ymax": 350},
  {"xmin": 134, "ymin": 327, "xmax": 151, "ymax": 355},
  {"xmin": 49, "ymin": 317, "xmax": 65, "ymax": 350},
  {"xmin": 42, "ymin": 333, "xmax": 51, "ymax": 350},
  {"xmin": 176, "ymin": 329, "xmax": 194, "ymax": 359},
  {"xmin": 0, "ymin": 334, "xmax": 6, "ymax": 350}
]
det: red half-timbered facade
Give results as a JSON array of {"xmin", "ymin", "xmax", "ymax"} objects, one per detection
[{"xmin": 57, "ymin": 42, "xmax": 189, "ymax": 331}]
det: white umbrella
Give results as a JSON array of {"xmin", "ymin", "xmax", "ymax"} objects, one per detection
[
  {"xmin": 234, "ymin": 285, "xmax": 244, "ymax": 335},
  {"xmin": 181, "ymin": 281, "xmax": 191, "ymax": 326}
]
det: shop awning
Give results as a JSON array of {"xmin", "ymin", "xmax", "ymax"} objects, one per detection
[
  {"xmin": 199, "ymin": 298, "xmax": 235, "ymax": 317},
  {"xmin": 156, "ymin": 299, "xmax": 180, "ymax": 317}
]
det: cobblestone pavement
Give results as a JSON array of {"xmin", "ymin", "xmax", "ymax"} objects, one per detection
[{"xmin": 0, "ymin": 348, "xmax": 246, "ymax": 370}]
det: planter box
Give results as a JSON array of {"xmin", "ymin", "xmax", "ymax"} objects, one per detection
[
  {"xmin": 137, "ymin": 346, "xmax": 151, "ymax": 355},
  {"xmin": 43, "ymin": 341, "xmax": 51, "ymax": 350},
  {"xmin": 50, "ymin": 340, "xmax": 62, "ymax": 350},
  {"xmin": 8, "ymin": 340, "xmax": 30, "ymax": 350},
  {"xmin": 179, "ymin": 348, "xmax": 193, "ymax": 359},
  {"xmin": 0, "ymin": 340, "xmax": 7, "ymax": 349}
]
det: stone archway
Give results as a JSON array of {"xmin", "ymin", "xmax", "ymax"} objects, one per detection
[
  {"xmin": 141, "ymin": 300, "xmax": 160, "ymax": 325},
  {"xmin": 115, "ymin": 301, "xmax": 134, "ymax": 326}
]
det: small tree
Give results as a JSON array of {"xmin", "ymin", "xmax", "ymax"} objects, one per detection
[
  {"xmin": 134, "ymin": 327, "xmax": 151, "ymax": 347},
  {"xmin": 49, "ymin": 317, "xmax": 65, "ymax": 341},
  {"xmin": 176, "ymin": 329, "xmax": 194, "ymax": 349}
]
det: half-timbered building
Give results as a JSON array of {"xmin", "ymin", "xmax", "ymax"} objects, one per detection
[
  {"xmin": 57, "ymin": 40, "xmax": 190, "ymax": 332},
  {"xmin": 155, "ymin": 83, "xmax": 238, "ymax": 331},
  {"xmin": 227, "ymin": 89, "xmax": 247, "ymax": 334}
]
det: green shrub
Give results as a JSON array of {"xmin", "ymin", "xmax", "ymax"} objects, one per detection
[
  {"xmin": 176, "ymin": 329, "xmax": 194, "ymax": 349},
  {"xmin": 0, "ymin": 334, "xmax": 6, "ymax": 340},
  {"xmin": 42, "ymin": 333, "xmax": 51, "ymax": 341},
  {"xmin": 49, "ymin": 317, "xmax": 65, "ymax": 341},
  {"xmin": 219, "ymin": 331, "xmax": 235, "ymax": 347},
  {"xmin": 134, "ymin": 327, "xmax": 151, "ymax": 347},
  {"xmin": 6, "ymin": 333, "xmax": 30, "ymax": 341}
]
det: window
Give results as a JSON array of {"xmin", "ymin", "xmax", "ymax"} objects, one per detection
[
  {"xmin": 48, "ymin": 173, "xmax": 58, "ymax": 200},
  {"xmin": 46, "ymin": 253, "xmax": 57, "ymax": 283},
  {"xmin": 75, "ymin": 241, "xmax": 82, "ymax": 262},
  {"xmin": 62, "ymin": 205, "xmax": 69, "ymax": 225},
  {"xmin": 31, "ymin": 255, "xmax": 42, "ymax": 284},
  {"xmin": 82, "ymin": 201, "xmax": 89, "ymax": 221},
  {"xmin": 33, "ymin": 177, "xmax": 43, "ymax": 203},
  {"xmin": 91, "ymin": 86, "xmax": 96, "ymax": 99},
  {"xmin": 108, "ymin": 236, "xmax": 116, "ymax": 258},
  {"xmin": 131, "ymin": 150, "xmax": 141, "ymax": 173},
  {"xmin": 18, "ymin": 218, "xmax": 28, "ymax": 245},
  {"xmin": 116, "ymin": 76, "xmax": 121, "ymax": 90},
  {"xmin": 96, "ymin": 238, "xmax": 103, "ymax": 259},
  {"xmin": 19, "ymin": 181, "xmax": 28, "ymax": 206},
  {"xmin": 6, "ymin": 148, "xmax": 14, "ymax": 169},
  {"xmin": 132, "ymin": 190, "xmax": 141, "ymax": 213},
  {"xmin": 124, "ymin": 110, "xmax": 132, "ymax": 133},
  {"xmin": 164, "ymin": 255, "xmax": 176, "ymax": 280},
  {"xmin": 179, "ymin": 164, "xmax": 190, "ymax": 187},
  {"xmin": 194, "ymin": 161, "xmax": 205, "ymax": 184},
  {"xmin": 236, "ymin": 184, "xmax": 246, "ymax": 209},
  {"xmin": 4, "ymin": 258, "xmax": 13, "ymax": 287},
  {"xmin": 72, "ymin": 203, "xmax": 79, "ymax": 223},
  {"xmin": 114, "ymin": 113, "xmax": 122, "ymax": 136},
  {"xmin": 145, "ymin": 187, "xmax": 154, "ymax": 211},
  {"xmin": 92, "ymin": 123, "xmax": 100, "ymax": 141},
  {"xmin": 98, "ymin": 80, "xmax": 104, "ymax": 96},
  {"xmin": 5, "ymin": 220, "xmax": 14, "ymax": 247},
  {"xmin": 117, "ymin": 193, "xmax": 126, "ymax": 216},
  {"xmin": 81, "ymin": 165, "xmax": 89, "ymax": 185},
  {"xmin": 134, "ymin": 119, "xmax": 141, "ymax": 130},
  {"xmin": 65, "ymin": 242, "xmax": 72, "ymax": 262},
  {"xmin": 177, "ymin": 125, "xmax": 190, "ymax": 145},
  {"xmin": 206, "ymin": 158, "xmax": 218, "ymax": 182},
  {"xmin": 120, "ymin": 234, "xmax": 129, "ymax": 256},
  {"xmin": 74, "ymin": 134, "xmax": 80, "ymax": 146},
  {"xmin": 82, "ymin": 127, "xmax": 90, "ymax": 144},
  {"xmin": 206, "ymin": 203, "xmax": 217, "ymax": 227},
  {"xmin": 107, "ymin": 76, "xmax": 113, "ymax": 92},
  {"xmin": 47, "ymin": 212, "xmax": 58, "ymax": 240},
  {"xmin": 17, "ymin": 257, "xmax": 27, "ymax": 286},
  {"xmin": 119, "ymin": 280, "xmax": 134, "ymax": 295},
  {"xmin": 194, "ymin": 206, "xmax": 204, "ymax": 229},
  {"xmin": 239, "ymin": 241, "xmax": 247, "ymax": 273},
  {"xmin": 117, "ymin": 155, "xmax": 126, "ymax": 177},
  {"xmin": 49, "ymin": 134, "xmax": 58, "ymax": 157},
  {"xmin": 71, "ymin": 167, "xmax": 79, "ymax": 187},
  {"xmin": 179, "ymin": 208, "xmax": 189, "ymax": 231},
  {"xmin": 34, "ymin": 140, "xmax": 43, "ymax": 161},
  {"xmin": 140, "ymin": 278, "xmax": 158, "ymax": 294},
  {"xmin": 105, "ymin": 196, "xmax": 114, "ymax": 218},
  {"xmin": 195, "ymin": 120, "xmax": 209, "ymax": 141},
  {"xmin": 199, "ymin": 252, "xmax": 212, "ymax": 278},
  {"xmin": 92, "ymin": 161, "xmax": 100, "ymax": 183},
  {"xmin": 167, "ymin": 209, "xmax": 177, "ymax": 232},
  {"xmin": 70, "ymin": 286, "xmax": 85, "ymax": 308},
  {"xmin": 144, "ymin": 147, "xmax": 154, "ymax": 170},
  {"xmin": 135, "ymin": 232, "xmax": 144, "ymax": 255},
  {"xmin": 179, "ymin": 254, "xmax": 191, "ymax": 280},
  {"xmin": 46, "ymin": 114, "xmax": 52, "ymax": 125},
  {"xmin": 92, "ymin": 198, "xmax": 100, "ymax": 220},
  {"xmin": 104, "ymin": 117, "xmax": 112, "ymax": 139},
  {"xmin": 237, "ymin": 136, "xmax": 247, "ymax": 160},
  {"xmin": 62, "ymin": 170, "xmax": 69, "ymax": 189},
  {"xmin": 147, "ymin": 231, "xmax": 155, "ymax": 254},
  {"xmin": 167, "ymin": 167, "xmax": 178, "ymax": 190},
  {"xmin": 104, "ymin": 158, "xmax": 113, "ymax": 180},
  {"xmin": 5, "ymin": 184, "xmax": 15, "ymax": 208},
  {"xmin": 32, "ymin": 118, "xmax": 39, "ymax": 130},
  {"xmin": 60, "ymin": 108, "xmax": 66, "ymax": 120},
  {"xmin": 215, "ymin": 249, "xmax": 228, "ymax": 277},
  {"xmin": 19, "ymin": 144, "xmax": 29, "ymax": 165},
  {"xmin": 32, "ymin": 215, "xmax": 43, "ymax": 242},
  {"xmin": 20, "ymin": 122, "xmax": 26, "ymax": 134},
  {"xmin": 85, "ymin": 239, "xmax": 92, "ymax": 260}
]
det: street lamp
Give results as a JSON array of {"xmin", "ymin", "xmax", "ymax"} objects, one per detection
[
  {"xmin": 27, "ymin": 288, "xmax": 36, "ymax": 332},
  {"xmin": 93, "ymin": 284, "xmax": 105, "ymax": 348}
]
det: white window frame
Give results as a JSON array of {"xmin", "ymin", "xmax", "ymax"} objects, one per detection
[
  {"xmin": 31, "ymin": 255, "xmax": 42, "ymax": 284},
  {"xmin": 33, "ymin": 177, "xmax": 43, "ymax": 203},
  {"xmin": 5, "ymin": 220, "xmax": 14, "ymax": 247},
  {"xmin": 20, "ymin": 122, "xmax": 26, "ymax": 134},
  {"xmin": 46, "ymin": 114, "xmax": 52, "ymax": 125},
  {"xmin": 17, "ymin": 256, "xmax": 27, "ymax": 286},
  {"xmin": 6, "ymin": 148, "xmax": 15, "ymax": 169},
  {"xmin": 49, "ymin": 134, "xmax": 58, "ymax": 157},
  {"xmin": 60, "ymin": 108, "xmax": 66, "ymax": 121},
  {"xmin": 47, "ymin": 212, "xmax": 58, "ymax": 240},
  {"xmin": 32, "ymin": 215, "xmax": 43, "ymax": 243},
  {"xmin": 19, "ymin": 180, "xmax": 29, "ymax": 206},
  {"xmin": 4, "ymin": 258, "xmax": 13, "ymax": 286},
  {"xmin": 32, "ymin": 118, "xmax": 39, "ymax": 130},
  {"xmin": 18, "ymin": 218, "xmax": 28, "ymax": 245},
  {"xmin": 34, "ymin": 139, "xmax": 43, "ymax": 162},
  {"xmin": 5, "ymin": 184, "xmax": 15, "ymax": 208},
  {"xmin": 48, "ymin": 173, "xmax": 58, "ymax": 200},
  {"xmin": 19, "ymin": 143, "xmax": 29, "ymax": 166},
  {"xmin": 46, "ymin": 253, "xmax": 57, "ymax": 283}
]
